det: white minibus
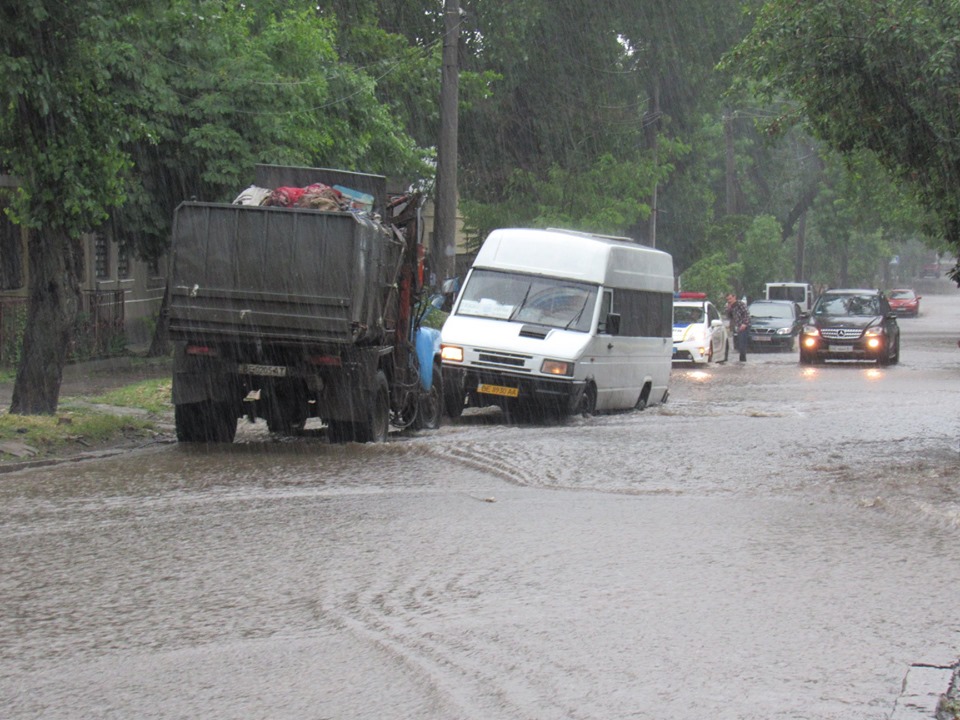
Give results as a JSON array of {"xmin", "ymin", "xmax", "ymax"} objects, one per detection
[{"xmin": 440, "ymin": 228, "xmax": 674, "ymax": 419}]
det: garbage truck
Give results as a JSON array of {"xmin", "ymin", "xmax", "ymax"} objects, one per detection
[{"xmin": 167, "ymin": 164, "xmax": 441, "ymax": 443}]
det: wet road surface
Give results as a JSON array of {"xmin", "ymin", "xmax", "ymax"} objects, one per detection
[{"xmin": 1, "ymin": 293, "xmax": 959, "ymax": 719}]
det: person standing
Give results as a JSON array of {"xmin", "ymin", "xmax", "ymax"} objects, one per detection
[{"xmin": 726, "ymin": 293, "xmax": 750, "ymax": 362}]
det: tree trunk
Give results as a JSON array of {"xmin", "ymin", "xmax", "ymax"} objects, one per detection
[
  {"xmin": 147, "ymin": 284, "xmax": 171, "ymax": 357},
  {"xmin": 794, "ymin": 211, "xmax": 806, "ymax": 281},
  {"xmin": 9, "ymin": 229, "xmax": 84, "ymax": 414}
]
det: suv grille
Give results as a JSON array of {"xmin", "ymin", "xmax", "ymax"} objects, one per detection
[{"xmin": 820, "ymin": 327, "xmax": 863, "ymax": 340}]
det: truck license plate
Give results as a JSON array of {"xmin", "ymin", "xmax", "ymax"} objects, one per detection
[
  {"xmin": 238, "ymin": 363, "xmax": 287, "ymax": 377},
  {"xmin": 477, "ymin": 383, "xmax": 519, "ymax": 398}
]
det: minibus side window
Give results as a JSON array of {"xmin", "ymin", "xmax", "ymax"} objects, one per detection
[{"xmin": 597, "ymin": 289, "xmax": 614, "ymax": 333}]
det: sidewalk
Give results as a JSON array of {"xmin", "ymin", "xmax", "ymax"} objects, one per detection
[
  {"xmin": 0, "ymin": 354, "xmax": 175, "ymax": 472},
  {"xmin": 0, "ymin": 353, "xmax": 172, "ymax": 408}
]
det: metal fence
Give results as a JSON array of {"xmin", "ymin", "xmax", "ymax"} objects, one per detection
[
  {"xmin": 74, "ymin": 289, "xmax": 126, "ymax": 359},
  {"xmin": 0, "ymin": 290, "xmax": 126, "ymax": 367},
  {"xmin": 0, "ymin": 297, "xmax": 27, "ymax": 366}
]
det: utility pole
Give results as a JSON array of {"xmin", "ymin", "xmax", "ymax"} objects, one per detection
[{"xmin": 432, "ymin": 0, "xmax": 460, "ymax": 286}]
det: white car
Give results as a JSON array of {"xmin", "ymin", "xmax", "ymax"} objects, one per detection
[{"xmin": 672, "ymin": 294, "xmax": 729, "ymax": 364}]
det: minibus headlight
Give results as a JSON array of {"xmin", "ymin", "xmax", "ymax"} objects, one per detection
[
  {"xmin": 441, "ymin": 345, "xmax": 463, "ymax": 363},
  {"xmin": 541, "ymin": 359, "xmax": 573, "ymax": 376}
]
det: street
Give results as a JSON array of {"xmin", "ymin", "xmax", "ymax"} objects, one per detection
[{"xmin": 1, "ymin": 292, "xmax": 958, "ymax": 719}]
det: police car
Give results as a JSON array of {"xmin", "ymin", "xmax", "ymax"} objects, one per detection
[{"xmin": 672, "ymin": 292, "xmax": 729, "ymax": 364}]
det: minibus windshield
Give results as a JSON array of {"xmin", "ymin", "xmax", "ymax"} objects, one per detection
[{"xmin": 456, "ymin": 269, "xmax": 598, "ymax": 332}]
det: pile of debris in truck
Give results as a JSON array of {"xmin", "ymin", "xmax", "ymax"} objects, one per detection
[{"xmin": 232, "ymin": 182, "xmax": 375, "ymax": 214}]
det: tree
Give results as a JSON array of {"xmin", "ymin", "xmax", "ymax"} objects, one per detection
[
  {"xmin": 727, "ymin": 0, "xmax": 960, "ymax": 284},
  {"xmin": 2, "ymin": 1, "xmax": 436, "ymax": 412},
  {"xmin": 1, "ymin": 1, "xmax": 132, "ymax": 413}
]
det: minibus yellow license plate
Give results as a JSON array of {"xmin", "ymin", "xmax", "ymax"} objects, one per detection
[{"xmin": 477, "ymin": 383, "xmax": 519, "ymax": 398}]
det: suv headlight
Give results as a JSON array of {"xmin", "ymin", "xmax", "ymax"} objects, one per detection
[
  {"xmin": 864, "ymin": 326, "xmax": 885, "ymax": 337},
  {"xmin": 802, "ymin": 325, "xmax": 820, "ymax": 336}
]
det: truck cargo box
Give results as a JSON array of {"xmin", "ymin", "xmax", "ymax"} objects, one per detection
[{"xmin": 168, "ymin": 202, "xmax": 403, "ymax": 346}]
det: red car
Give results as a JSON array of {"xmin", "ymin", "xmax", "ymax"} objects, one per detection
[{"xmin": 887, "ymin": 288, "xmax": 921, "ymax": 317}]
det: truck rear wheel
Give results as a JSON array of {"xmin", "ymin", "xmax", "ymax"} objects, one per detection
[
  {"xmin": 265, "ymin": 385, "xmax": 308, "ymax": 435},
  {"xmin": 175, "ymin": 401, "xmax": 237, "ymax": 443},
  {"xmin": 354, "ymin": 371, "xmax": 390, "ymax": 443}
]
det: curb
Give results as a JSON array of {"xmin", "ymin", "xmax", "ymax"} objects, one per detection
[
  {"xmin": 892, "ymin": 663, "xmax": 959, "ymax": 719},
  {"xmin": 0, "ymin": 436, "xmax": 177, "ymax": 475}
]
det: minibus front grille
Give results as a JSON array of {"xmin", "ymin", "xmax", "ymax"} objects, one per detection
[{"xmin": 476, "ymin": 351, "xmax": 530, "ymax": 368}]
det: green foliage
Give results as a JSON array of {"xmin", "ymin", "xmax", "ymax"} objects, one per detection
[
  {"xmin": 105, "ymin": 2, "xmax": 435, "ymax": 259},
  {"xmin": 0, "ymin": 1, "xmax": 132, "ymax": 235},
  {"xmin": 679, "ymin": 252, "xmax": 739, "ymax": 309},
  {"xmin": 738, "ymin": 214, "xmax": 790, "ymax": 300},
  {"xmin": 679, "ymin": 215, "xmax": 789, "ymax": 302},
  {"xmin": 727, "ymin": 0, "xmax": 960, "ymax": 281},
  {"xmin": 459, "ymin": 148, "xmax": 677, "ymax": 245}
]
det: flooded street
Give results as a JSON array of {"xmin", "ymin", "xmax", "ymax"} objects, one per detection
[{"xmin": 2, "ymin": 293, "xmax": 959, "ymax": 719}]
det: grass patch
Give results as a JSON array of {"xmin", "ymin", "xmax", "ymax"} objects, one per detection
[
  {"xmin": 0, "ymin": 378, "xmax": 172, "ymax": 462},
  {"xmin": 83, "ymin": 378, "xmax": 173, "ymax": 414},
  {"xmin": 0, "ymin": 409, "xmax": 155, "ymax": 460}
]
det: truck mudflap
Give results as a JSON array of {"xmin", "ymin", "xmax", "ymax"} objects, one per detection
[{"xmin": 172, "ymin": 344, "xmax": 240, "ymax": 406}]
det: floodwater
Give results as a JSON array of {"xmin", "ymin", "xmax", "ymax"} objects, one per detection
[{"xmin": 1, "ymin": 293, "xmax": 959, "ymax": 719}]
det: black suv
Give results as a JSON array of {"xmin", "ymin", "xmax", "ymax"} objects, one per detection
[{"xmin": 799, "ymin": 289, "xmax": 900, "ymax": 365}]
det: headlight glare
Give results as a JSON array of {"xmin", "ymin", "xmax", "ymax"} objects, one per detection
[
  {"xmin": 541, "ymin": 359, "xmax": 573, "ymax": 376},
  {"xmin": 440, "ymin": 345, "xmax": 463, "ymax": 362}
]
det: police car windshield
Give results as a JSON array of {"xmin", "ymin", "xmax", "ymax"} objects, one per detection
[{"xmin": 673, "ymin": 305, "xmax": 704, "ymax": 325}]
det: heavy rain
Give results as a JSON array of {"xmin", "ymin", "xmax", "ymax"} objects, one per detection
[{"xmin": 4, "ymin": 2, "xmax": 960, "ymax": 719}]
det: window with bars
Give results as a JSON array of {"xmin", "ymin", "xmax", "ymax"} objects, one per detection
[
  {"xmin": 95, "ymin": 234, "xmax": 111, "ymax": 280},
  {"xmin": 118, "ymin": 245, "xmax": 130, "ymax": 279}
]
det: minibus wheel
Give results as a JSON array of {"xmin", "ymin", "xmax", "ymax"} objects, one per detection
[{"xmin": 577, "ymin": 382, "xmax": 597, "ymax": 417}]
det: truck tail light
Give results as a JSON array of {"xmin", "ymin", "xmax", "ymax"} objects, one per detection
[{"xmin": 309, "ymin": 355, "xmax": 342, "ymax": 367}]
